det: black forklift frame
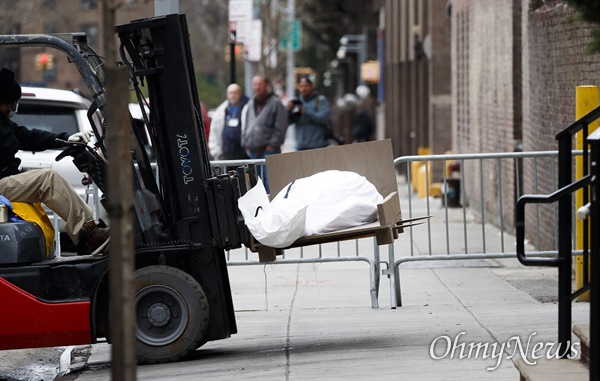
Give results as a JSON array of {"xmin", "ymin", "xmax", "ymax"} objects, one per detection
[{"xmin": 0, "ymin": 13, "xmax": 252, "ymax": 355}]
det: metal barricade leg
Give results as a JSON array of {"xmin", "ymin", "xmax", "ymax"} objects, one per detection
[
  {"xmin": 390, "ymin": 243, "xmax": 401, "ymax": 308},
  {"xmin": 370, "ymin": 240, "xmax": 381, "ymax": 308},
  {"xmin": 382, "ymin": 242, "xmax": 401, "ymax": 308},
  {"xmin": 51, "ymin": 212, "xmax": 61, "ymax": 257}
]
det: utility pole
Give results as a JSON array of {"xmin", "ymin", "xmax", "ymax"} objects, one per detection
[
  {"xmin": 103, "ymin": 0, "xmax": 136, "ymax": 380},
  {"xmin": 155, "ymin": 0, "xmax": 178, "ymax": 15},
  {"xmin": 230, "ymin": 42, "xmax": 236, "ymax": 84},
  {"xmin": 285, "ymin": 0, "xmax": 295, "ymax": 99}
]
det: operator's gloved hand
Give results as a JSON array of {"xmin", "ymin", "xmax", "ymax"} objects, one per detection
[
  {"xmin": 68, "ymin": 130, "xmax": 93, "ymax": 144},
  {"xmin": 0, "ymin": 195, "xmax": 13, "ymax": 210}
]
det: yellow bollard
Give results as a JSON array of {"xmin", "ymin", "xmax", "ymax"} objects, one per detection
[
  {"xmin": 417, "ymin": 161, "xmax": 432, "ymax": 199},
  {"xmin": 575, "ymin": 86, "xmax": 599, "ymax": 301},
  {"xmin": 410, "ymin": 147, "xmax": 430, "ymax": 193},
  {"xmin": 410, "ymin": 161, "xmax": 423, "ymax": 193}
]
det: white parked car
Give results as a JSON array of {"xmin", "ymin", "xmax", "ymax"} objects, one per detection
[{"xmin": 11, "ymin": 86, "xmax": 104, "ymax": 248}]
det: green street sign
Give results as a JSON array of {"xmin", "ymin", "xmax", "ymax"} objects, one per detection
[{"xmin": 279, "ymin": 19, "xmax": 301, "ymax": 52}]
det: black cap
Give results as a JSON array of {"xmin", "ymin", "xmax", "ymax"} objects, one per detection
[
  {"xmin": 0, "ymin": 68, "xmax": 21, "ymax": 104},
  {"xmin": 299, "ymin": 75, "xmax": 313, "ymax": 85}
]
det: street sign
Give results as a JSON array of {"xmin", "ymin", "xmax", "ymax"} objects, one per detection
[
  {"xmin": 229, "ymin": 0, "xmax": 252, "ymax": 22},
  {"xmin": 279, "ymin": 19, "xmax": 301, "ymax": 52},
  {"xmin": 244, "ymin": 20, "xmax": 262, "ymax": 62},
  {"xmin": 228, "ymin": 21, "xmax": 237, "ymax": 43},
  {"xmin": 229, "ymin": 0, "xmax": 253, "ymax": 44},
  {"xmin": 361, "ymin": 60, "xmax": 380, "ymax": 84}
]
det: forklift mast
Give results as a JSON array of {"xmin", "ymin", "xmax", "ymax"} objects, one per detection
[
  {"xmin": 116, "ymin": 14, "xmax": 250, "ymax": 250},
  {"xmin": 118, "ymin": 15, "xmax": 212, "ymax": 241}
]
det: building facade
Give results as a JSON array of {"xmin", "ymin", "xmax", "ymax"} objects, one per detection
[
  {"xmin": 383, "ymin": 0, "xmax": 452, "ymax": 167},
  {"xmin": 384, "ymin": 0, "xmax": 600, "ymax": 250},
  {"xmin": 0, "ymin": 0, "xmax": 153, "ymax": 97}
]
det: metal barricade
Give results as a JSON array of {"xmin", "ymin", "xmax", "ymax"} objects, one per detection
[
  {"xmin": 211, "ymin": 159, "xmax": 384, "ymax": 308},
  {"xmin": 391, "ymin": 151, "xmax": 580, "ymax": 307},
  {"xmin": 214, "ymin": 152, "xmax": 575, "ymax": 309}
]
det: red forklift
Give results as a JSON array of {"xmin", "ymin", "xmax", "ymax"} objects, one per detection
[{"xmin": 0, "ymin": 14, "xmax": 254, "ymax": 363}]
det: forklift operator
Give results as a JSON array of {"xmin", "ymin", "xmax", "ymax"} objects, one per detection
[{"xmin": 0, "ymin": 68, "xmax": 109, "ymax": 254}]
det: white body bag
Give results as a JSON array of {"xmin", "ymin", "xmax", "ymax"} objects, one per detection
[{"xmin": 237, "ymin": 170, "xmax": 383, "ymax": 248}]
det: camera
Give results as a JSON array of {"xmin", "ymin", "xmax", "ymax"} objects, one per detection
[{"xmin": 291, "ymin": 99, "xmax": 303, "ymax": 118}]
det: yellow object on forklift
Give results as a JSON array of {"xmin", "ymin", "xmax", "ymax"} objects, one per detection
[
  {"xmin": 575, "ymin": 85, "xmax": 599, "ymax": 301},
  {"xmin": 12, "ymin": 202, "xmax": 55, "ymax": 257}
]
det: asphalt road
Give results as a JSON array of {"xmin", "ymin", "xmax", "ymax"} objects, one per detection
[{"xmin": 0, "ymin": 347, "xmax": 63, "ymax": 381}]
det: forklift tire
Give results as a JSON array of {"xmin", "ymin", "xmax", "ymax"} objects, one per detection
[{"xmin": 134, "ymin": 265, "xmax": 209, "ymax": 364}]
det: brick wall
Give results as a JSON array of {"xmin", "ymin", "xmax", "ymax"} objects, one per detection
[
  {"xmin": 429, "ymin": 0, "xmax": 452, "ymax": 160},
  {"xmin": 523, "ymin": 1, "xmax": 600, "ymax": 250},
  {"xmin": 452, "ymin": 0, "xmax": 600, "ymax": 250}
]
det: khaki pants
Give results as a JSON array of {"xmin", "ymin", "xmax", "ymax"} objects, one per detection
[{"xmin": 0, "ymin": 169, "xmax": 93, "ymax": 244}]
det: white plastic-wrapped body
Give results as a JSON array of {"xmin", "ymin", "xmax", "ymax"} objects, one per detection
[{"xmin": 237, "ymin": 170, "xmax": 383, "ymax": 248}]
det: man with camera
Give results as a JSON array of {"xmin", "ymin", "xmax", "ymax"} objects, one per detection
[{"xmin": 287, "ymin": 76, "xmax": 332, "ymax": 151}]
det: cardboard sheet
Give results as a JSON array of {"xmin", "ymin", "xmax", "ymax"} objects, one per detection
[{"xmin": 266, "ymin": 139, "xmax": 397, "ymax": 200}]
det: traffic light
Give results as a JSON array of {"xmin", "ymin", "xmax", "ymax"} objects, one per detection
[{"xmin": 35, "ymin": 53, "xmax": 54, "ymax": 70}]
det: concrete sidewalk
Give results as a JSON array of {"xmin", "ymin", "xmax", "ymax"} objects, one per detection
[
  {"xmin": 62, "ymin": 261, "xmax": 588, "ymax": 380},
  {"xmin": 60, "ymin": 177, "xmax": 590, "ymax": 380}
]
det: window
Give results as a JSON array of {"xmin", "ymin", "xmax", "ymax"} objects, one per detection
[
  {"xmin": 12, "ymin": 105, "xmax": 79, "ymax": 140},
  {"xmin": 44, "ymin": 23, "xmax": 56, "ymax": 34},
  {"xmin": 80, "ymin": 23, "xmax": 99, "ymax": 47}
]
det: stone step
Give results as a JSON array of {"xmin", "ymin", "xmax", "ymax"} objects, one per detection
[
  {"xmin": 513, "ymin": 356, "xmax": 588, "ymax": 381},
  {"xmin": 573, "ymin": 324, "xmax": 590, "ymax": 367}
]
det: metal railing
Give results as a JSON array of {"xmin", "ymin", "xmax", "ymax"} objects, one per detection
[
  {"xmin": 225, "ymin": 239, "xmax": 383, "ymax": 309},
  {"xmin": 517, "ymin": 104, "xmax": 600, "ymax": 380},
  {"xmin": 390, "ymin": 151, "xmax": 575, "ymax": 306},
  {"xmin": 587, "ymin": 130, "xmax": 600, "ymax": 381},
  {"xmin": 211, "ymin": 159, "xmax": 385, "ymax": 308},
  {"xmin": 397, "ymin": 151, "xmax": 561, "ymax": 252},
  {"xmin": 214, "ymin": 153, "xmax": 575, "ymax": 310}
]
